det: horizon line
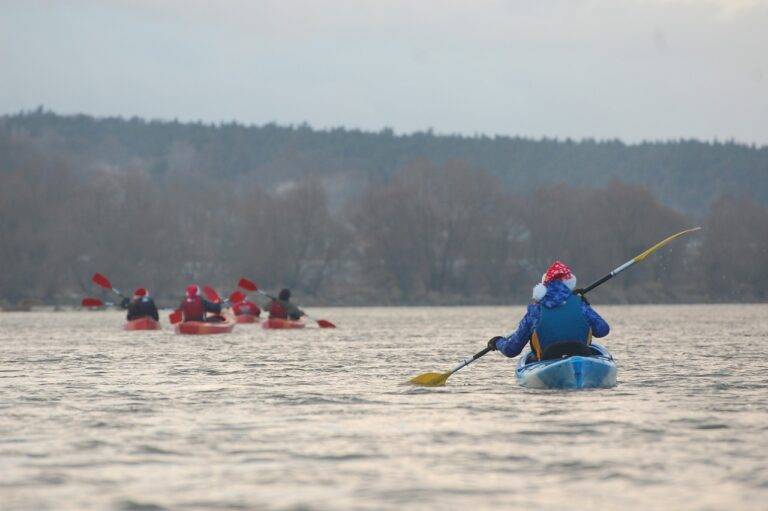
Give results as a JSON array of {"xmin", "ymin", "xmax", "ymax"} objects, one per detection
[{"xmin": 3, "ymin": 106, "xmax": 767, "ymax": 150}]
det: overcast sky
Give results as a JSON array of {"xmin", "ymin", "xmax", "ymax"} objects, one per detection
[{"xmin": 2, "ymin": 0, "xmax": 767, "ymax": 144}]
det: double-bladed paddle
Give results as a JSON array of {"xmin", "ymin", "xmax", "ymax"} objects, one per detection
[
  {"xmin": 238, "ymin": 277, "xmax": 336, "ymax": 328},
  {"xmin": 408, "ymin": 227, "xmax": 702, "ymax": 387}
]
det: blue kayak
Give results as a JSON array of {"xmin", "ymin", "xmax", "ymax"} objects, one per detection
[{"xmin": 515, "ymin": 343, "xmax": 617, "ymax": 389}]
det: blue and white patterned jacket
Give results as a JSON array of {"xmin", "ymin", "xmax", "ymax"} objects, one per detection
[{"xmin": 496, "ymin": 280, "xmax": 610, "ymax": 358}]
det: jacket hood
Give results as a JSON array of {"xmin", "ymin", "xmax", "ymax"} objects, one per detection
[{"xmin": 534, "ymin": 280, "xmax": 573, "ymax": 309}]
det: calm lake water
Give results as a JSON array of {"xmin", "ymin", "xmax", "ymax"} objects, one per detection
[{"xmin": 1, "ymin": 306, "xmax": 767, "ymax": 510}]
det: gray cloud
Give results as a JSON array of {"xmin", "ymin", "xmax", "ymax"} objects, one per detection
[{"xmin": 1, "ymin": 0, "xmax": 766, "ymax": 143}]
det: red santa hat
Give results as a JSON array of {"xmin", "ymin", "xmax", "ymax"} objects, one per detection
[
  {"xmin": 133, "ymin": 288, "xmax": 148, "ymax": 297},
  {"xmin": 186, "ymin": 285, "xmax": 199, "ymax": 299},
  {"xmin": 532, "ymin": 261, "xmax": 577, "ymax": 301}
]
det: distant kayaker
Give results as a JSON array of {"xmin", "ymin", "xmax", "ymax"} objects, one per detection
[
  {"xmin": 487, "ymin": 261, "xmax": 609, "ymax": 360},
  {"xmin": 179, "ymin": 285, "xmax": 223, "ymax": 323},
  {"xmin": 268, "ymin": 289, "xmax": 305, "ymax": 321},
  {"xmin": 126, "ymin": 288, "xmax": 159, "ymax": 321},
  {"xmin": 232, "ymin": 296, "xmax": 261, "ymax": 318}
]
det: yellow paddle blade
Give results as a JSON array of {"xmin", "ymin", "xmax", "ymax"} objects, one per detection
[
  {"xmin": 408, "ymin": 372, "xmax": 451, "ymax": 387},
  {"xmin": 634, "ymin": 227, "xmax": 701, "ymax": 262}
]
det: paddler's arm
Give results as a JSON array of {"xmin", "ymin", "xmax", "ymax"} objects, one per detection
[
  {"xmin": 287, "ymin": 302, "xmax": 306, "ymax": 319},
  {"xmin": 580, "ymin": 300, "xmax": 610, "ymax": 337},
  {"xmin": 126, "ymin": 300, "xmax": 138, "ymax": 320},
  {"xmin": 148, "ymin": 299, "xmax": 159, "ymax": 321},
  {"xmin": 495, "ymin": 304, "xmax": 540, "ymax": 358},
  {"xmin": 203, "ymin": 299, "xmax": 222, "ymax": 314}
]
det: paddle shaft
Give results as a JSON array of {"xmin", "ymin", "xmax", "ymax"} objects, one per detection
[
  {"xmin": 104, "ymin": 284, "xmax": 127, "ymax": 301},
  {"xmin": 579, "ymin": 227, "xmax": 700, "ymax": 295},
  {"xmin": 92, "ymin": 273, "xmax": 128, "ymax": 301},
  {"xmin": 447, "ymin": 346, "xmax": 493, "ymax": 376},
  {"xmin": 579, "ymin": 259, "xmax": 635, "ymax": 295},
  {"xmin": 255, "ymin": 289, "xmax": 278, "ymax": 301}
]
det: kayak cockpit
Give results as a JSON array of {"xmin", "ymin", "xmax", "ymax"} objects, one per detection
[{"xmin": 522, "ymin": 342, "xmax": 612, "ymax": 365}]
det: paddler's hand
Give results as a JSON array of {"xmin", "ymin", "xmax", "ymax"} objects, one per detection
[
  {"xmin": 487, "ymin": 336, "xmax": 503, "ymax": 351},
  {"xmin": 120, "ymin": 297, "xmax": 130, "ymax": 309}
]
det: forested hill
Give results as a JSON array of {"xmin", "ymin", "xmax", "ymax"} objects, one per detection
[{"xmin": 2, "ymin": 110, "xmax": 767, "ymax": 214}]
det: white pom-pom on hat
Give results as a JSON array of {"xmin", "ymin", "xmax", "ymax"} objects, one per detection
[{"xmin": 532, "ymin": 283, "xmax": 547, "ymax": 301}]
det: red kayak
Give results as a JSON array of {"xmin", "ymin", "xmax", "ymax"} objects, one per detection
[
  {"xmin": 262, "ymin": 318, "xmax": 306, "ymax": 330},
  {"xmin": 124, "ymin": 317, "xmax": 161, "ymax": 331},
  {"xmin": 234, "ymin": 314, "xmax": 259, "ymax": 324},
  {"xmin": 174, "ymin": 321, "xmax": 235, "ymax": 335}
]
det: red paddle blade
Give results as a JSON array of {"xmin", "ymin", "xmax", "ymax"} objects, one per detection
[
  {"xmin": 316, "ymin": 319, "xmax": 336, "ymax": 329},
  {"xmin": 230, "ymin": 291, "xmax": 246, "ymax": 303},
  {"xmin": 169, "ymin": 310, "xmax": 183, "ymax": 324},
  {"xmin": 202, "ymin": 285, "xmax": 221, "ymax": 303},
  {"xmin": 238, "ymin": 278, "xmax": 258, "ymax": 292},
  {"xmin": 81, "ymin": 297, "xmax": 104, "ymax": 307},
  {"xmin": 92, "ymin": 272, "xmax": 112, "ymax": 289}
]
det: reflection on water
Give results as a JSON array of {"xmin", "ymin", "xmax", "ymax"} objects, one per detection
[{"xmin": 1, "ymin": 306, "xmax": 767, "ymax": 510}]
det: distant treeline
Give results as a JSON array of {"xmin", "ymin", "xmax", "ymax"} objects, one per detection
[
  {"xmin": 1, "ymin": 120, "xmax": 766, "ymax": 307},
  {"xmin": 2, "ymin": 109, "xmax": 767, "ymax": 216}
]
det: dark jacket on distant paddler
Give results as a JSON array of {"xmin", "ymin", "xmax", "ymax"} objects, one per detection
[
  {"xmin": 268, "ymin": 299, "xmax": 303, "ymax": 320},
  {"xmin": 127, "ymin": 296, "xmax": 159, "ymax": 321}
]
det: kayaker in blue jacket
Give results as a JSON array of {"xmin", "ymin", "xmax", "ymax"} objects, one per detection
[{"xmin": 488, "ymin": 261, "xmax": 610, "ymax": 360}]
